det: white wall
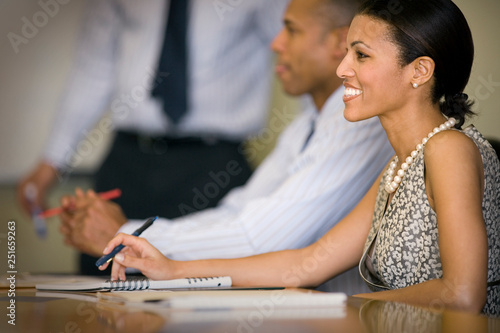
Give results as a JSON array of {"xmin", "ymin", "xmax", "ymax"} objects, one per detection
[
  {"xmin": 457, "ymin": 0, "xmax": 500, "ymax": 138},
  {"xmin": 0, "ymin": 0, "xmax": 106, "ymax": 184}
]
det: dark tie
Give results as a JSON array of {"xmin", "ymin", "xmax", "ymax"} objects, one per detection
[{"xmin": 151, "ymin": 0, "xmax": 189, "ymax": 124}]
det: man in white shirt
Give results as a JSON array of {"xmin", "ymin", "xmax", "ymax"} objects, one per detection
[
  {"xmin": 17, "ymin": 0, "xmax": 290, "ymax": 274},
  {"xmin": 60, "ymin": 0, "xmax": 393, "ymax": 292}
]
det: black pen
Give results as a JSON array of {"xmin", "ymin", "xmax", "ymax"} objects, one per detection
[{"xmin": 95, "ymin": 216, "xmax": 158, "ymax": 267}]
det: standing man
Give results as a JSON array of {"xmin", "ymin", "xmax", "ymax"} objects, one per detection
[{"xmin": 17, "ymin": 0, "xmax": 290, "ymax": 274}]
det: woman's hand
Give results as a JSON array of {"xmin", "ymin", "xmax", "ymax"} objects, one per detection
[{"xmin": 99, "ymin": 233, "xmax": 175, "ymax": 281}]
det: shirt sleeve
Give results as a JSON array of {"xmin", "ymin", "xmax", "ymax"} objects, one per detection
[
  {"xmin": 119, "ymin": 115, "xmax": 394, "ymax": 261},
  {"xmin": 43, "ymin": 0, "xmax": 122, "ymax": 170}
]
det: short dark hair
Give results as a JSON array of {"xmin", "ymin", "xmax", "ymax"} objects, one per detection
[
  {"xmin": 357, "ymin": 0, "xmax": 475, "ymax": 127},
  {"xmin": 314, "ymin": 0, "xmax": 364, "ymax": 31}
]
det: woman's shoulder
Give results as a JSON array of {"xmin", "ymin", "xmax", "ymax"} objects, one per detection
[
  {"xmin": 424, "ymin": 127, "xmax": 480, "ymax": 161},
  {"xmin": 422, "ymin": 127, "xmax": 487, "ymax": 211},
  {"xmin": 425, "ymin": 126, "xmax": 498, "ymax": 166}
]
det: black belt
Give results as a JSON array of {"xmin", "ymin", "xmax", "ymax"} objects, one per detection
[{"xmin": 116, "ymin": 131, "xmax": 241, "ymax": 154}]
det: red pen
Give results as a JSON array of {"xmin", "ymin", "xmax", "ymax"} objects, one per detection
[{"xmin": 38, "ymin": 188, "xmax": 122, "ymax": 218}]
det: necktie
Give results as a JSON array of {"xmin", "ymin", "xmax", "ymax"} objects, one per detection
[{"xmin": 151, "ymin": 0, "xmax": 189, "ymax": 124}]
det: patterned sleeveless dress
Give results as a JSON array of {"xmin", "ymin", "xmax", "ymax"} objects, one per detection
[{"xmin": 359, "ymin": 126, "xmax": 500, "ymax": 316}]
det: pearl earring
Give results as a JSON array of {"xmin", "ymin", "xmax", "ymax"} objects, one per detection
[{"xmin": 412, "ymin": 83, "xmax": 419, "ymax": 88}]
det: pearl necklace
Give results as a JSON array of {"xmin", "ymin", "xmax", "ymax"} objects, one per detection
[{"xmin": 384, "ymin": 118, "xmax": 457, "ymax": 194}]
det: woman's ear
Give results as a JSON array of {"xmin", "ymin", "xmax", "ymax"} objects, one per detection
[{"xmin": 411, "ymin": 56, "xmax": 435, "ymax": 86}]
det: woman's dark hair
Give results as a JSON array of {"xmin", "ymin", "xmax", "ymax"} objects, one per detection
[{"xmin": 357, "ymin": 0, "xmax": 475, "ymax": 128}]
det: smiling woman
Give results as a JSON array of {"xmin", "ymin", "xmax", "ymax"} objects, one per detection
[
  {"xmin": 337, "ymin": 0, "xmax": 499, "ymax": 316},
  {"xmin": 337, "ymin": 16, "xmax": 432, "ymax": 123}
]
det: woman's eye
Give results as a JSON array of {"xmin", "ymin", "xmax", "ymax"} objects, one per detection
[{"xmin": 356, "ymin": 51, "xmax": 368, "ymax": 59}]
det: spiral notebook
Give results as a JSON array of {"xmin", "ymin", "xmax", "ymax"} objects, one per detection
[{"xmin": 35, "ymin": 276, "xmax": 232, "ymax": 292}]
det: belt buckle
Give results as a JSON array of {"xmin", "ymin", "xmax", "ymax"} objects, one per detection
[{"xmin": 138, "ymin": 135, "xmax": 168, "ymax": 155}]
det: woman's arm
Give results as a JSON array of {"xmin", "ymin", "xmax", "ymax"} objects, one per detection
[
  {"xmin": 100, "ymin": 172, "xmax": 382, "ymax": 287},
  {"xmin": 357, "ymin": 131, "xmax": 488, "ymax": 313}
]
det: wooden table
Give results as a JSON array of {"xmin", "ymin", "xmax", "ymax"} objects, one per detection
[{"xmin": 1, "ymin": 289, "xmax": 498, "ymax": 332}]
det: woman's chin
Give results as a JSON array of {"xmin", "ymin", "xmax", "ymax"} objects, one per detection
[
  {"xmin": 343, "ymin": 108, "xmax": 361, "ymax": 123},
  {"xmin": 343, "ymin": 105, "xmax": 377, "ymax": 123}
]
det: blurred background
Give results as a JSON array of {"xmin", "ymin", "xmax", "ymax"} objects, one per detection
[{"xmin": 0, "ymin": 0, "xmax": 498, "ymax": 274}]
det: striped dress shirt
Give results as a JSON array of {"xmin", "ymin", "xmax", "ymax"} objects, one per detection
[{"xmin": 120, "ymin": 88, "xmax": 394, "ymax": 260}]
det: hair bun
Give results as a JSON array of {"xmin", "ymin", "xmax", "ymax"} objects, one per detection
[
  {"xmin": 441, "ymin": 92, "xmax": 473, "ymax": 128},
  {"xmin": 453, "ymin": 93, "xmax": 469, "ymax": 101}
]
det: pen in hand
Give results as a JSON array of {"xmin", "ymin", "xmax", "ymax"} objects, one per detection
[
  {"xmin": 24, "ymin": 183, "xmax": 47, "ymax": 239},
  {"xmin": 95, "ymin": 216, "xmax": 158, "ymax": 268},
  {"xmin": 39, "ymin": 188, "xmax": 122, "ymax": 219}
]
